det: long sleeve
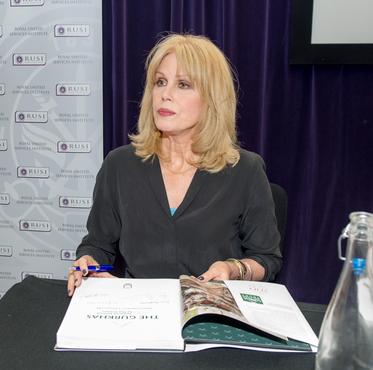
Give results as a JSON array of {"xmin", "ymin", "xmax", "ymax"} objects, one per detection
[
  {"xmin": 238, "ymin": 153, "xmax": 282, "ymax": 281},
  {"xmin": 76, "ymin": 151, "xmax": 121, "ymax": 264}
]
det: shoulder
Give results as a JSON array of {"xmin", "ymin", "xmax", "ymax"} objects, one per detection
[
  {"xmin": 106, "ymin": 144, "xmax": 135, "ymax": 161},
  {"xmin": 103, "ymin": 144, "xmax": 139, "ymax": 167},
  {"xmin": 235, "ymin": 149, "xmax": 265, "ymax": 172},
  {"xmin": 97, "ymin": 144, "xmax": 144, "ymax": 177},
  {"xmin": 233, "ymin": 150, "xmax": 272, "ymax": 203},
  {"xmin": 219, "ymin": 149, "xmax": 267, "ymax": 190}
]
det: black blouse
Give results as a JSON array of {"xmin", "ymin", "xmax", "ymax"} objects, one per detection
[{"xmin": 76, "ymin": 144, "xmax": 282, "ymax": 280}]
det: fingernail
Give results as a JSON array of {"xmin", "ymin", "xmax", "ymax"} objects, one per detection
[
  {"xmin": 197, "ymin": 276, "xmax": 204, "ymax": 280},
  {"xmin": 82, "ymin": 269, "xmax": 87, "ymax": 276},
  {"xmin": 67, "ymin": 289, "xmax": 71, "ymax": 296}
]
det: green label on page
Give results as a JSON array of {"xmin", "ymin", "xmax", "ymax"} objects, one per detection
[{"xmin": 240, "ymin": 293, "xmax": 263, "ymax": 304}]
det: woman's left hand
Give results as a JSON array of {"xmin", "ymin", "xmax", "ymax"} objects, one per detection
[
  {"xmin": 198, "ymin": 261, "xmax": 235, "ymax": 282},
  {"xmin": 199, "ymin": 258, "xmax": 265, "ymax": 282}
]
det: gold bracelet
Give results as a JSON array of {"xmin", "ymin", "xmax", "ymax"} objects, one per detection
[
  {"xmin": 242, "ymin": 260, "xmax": 253, "ymax": 281},
  {"xmin": 226, "ymin": 258, "xmax": 247, "ymax": 280}
]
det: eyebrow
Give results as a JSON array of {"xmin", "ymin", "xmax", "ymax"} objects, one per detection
[{"xmin": 154, "ymin": 71, "xmax": 190, "ymax": 79}]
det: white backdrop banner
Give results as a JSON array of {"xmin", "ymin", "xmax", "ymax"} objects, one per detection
[{"xmin": 0, "ymin": 0, "xmax": 103, "ymax": 298}]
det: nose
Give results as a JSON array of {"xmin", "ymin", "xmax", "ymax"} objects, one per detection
[{"xmin": 161, "ymin": 85, "xmax": 173, "ymax": 101}]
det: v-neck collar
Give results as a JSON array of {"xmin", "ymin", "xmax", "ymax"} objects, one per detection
[{"xmin": 147, "ymin": 155, "xmax": 206, "ymax": 219}]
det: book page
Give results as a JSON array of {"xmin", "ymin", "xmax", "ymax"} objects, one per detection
[
  {"xmin": 224, "ymin": 280, "xmax": 318, "ymax": 347},
  {"xmin": 56, "ymin": 278, "xmax": 184, "ymax": 351},
  {"xmin": 179, "ymin": 275, "xmax": 248, "ymax": 325},
  {"xmin": 179, "ymin": 276, "xmax": 316, "ymax": 352}
]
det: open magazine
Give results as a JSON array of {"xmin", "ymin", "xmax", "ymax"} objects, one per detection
[{"xmin": 55, "ymin": 276, "xmax": 318, "ymax": 352}]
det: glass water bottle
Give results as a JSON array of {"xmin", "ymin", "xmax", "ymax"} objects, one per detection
[{"xmin": 315, "ymin": 211, "xmax": 373, "ymax": 370}]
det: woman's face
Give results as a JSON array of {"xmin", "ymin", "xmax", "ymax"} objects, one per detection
[{"xmin": 152, "ymin": 52, "xmax": 204, "ymax": 140}]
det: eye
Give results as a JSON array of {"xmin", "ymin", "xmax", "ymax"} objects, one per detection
[
  {"xmin": 155, "ymin": 78, "xmax": 167, "ymax": 87},
  {"xmin": 178, "ymin": 80, "xmax": 192, "ymax": 89}
]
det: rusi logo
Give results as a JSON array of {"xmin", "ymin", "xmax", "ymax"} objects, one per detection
[
  {"xmin": 60, "ymin": 249, "xmax": 76, "ymax": 261},
  {"xmin": 0, "ymin": 245, "xmax": 13, "ymax": 256},
  {"xmin": 0, "ymin": 193, "xmax": 10, "ymax": 205},
  {"xmin": 59, "ymin": 196, "xmax": 92, "ymax": 208},
  {"xmin": 21, "ymin": 272, "xmax": 52, "ymax": 280},
  {"xmin": 15, "ymin": 111, "xmax": 48, "ymax": 123},
  {"xmin": 19, "ymin": 220, "xmax": 51, "ymax": 232},
  {"xmin": 57, "ymin": 141, "xmax": 91, "ymax": 153},
  {"xmin": 10, "ymin": 0, "xmax": 44, "ymax": 7},
  {"xmin": 56, "ymin": 83, "xmax": 90, "ymax": 96},
  {"xmin": 54, "ymin": 24, "xmax": 90, "ymax": 37},
  {"xmin": 13, "ymin": 53, "xmax": 46, "ymax": 66},
  {"xmin": 0, "ymin": 83, "xmax": 5, "ymax": 95},
  {"xmin": 0, "ymin": 140, "xmax": 7, "ymax": 151},
  {"xmin": 17, "ymin": 166, "xmax": 50, "ymax": 178}
]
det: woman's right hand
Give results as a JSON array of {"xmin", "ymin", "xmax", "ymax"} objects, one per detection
[{"xmin": 67, "ymin": 255, "xmax": 98, "ymax": 297}]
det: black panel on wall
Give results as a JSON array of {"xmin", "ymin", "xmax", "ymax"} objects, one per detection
[{"xmin": 289, "ymin": 0, "xmax": 373, "ymax": 64}]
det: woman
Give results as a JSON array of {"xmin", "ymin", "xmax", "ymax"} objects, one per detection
[{"xmin": 67, "ymin": 34, "xmax": 282, "ymax": 296}]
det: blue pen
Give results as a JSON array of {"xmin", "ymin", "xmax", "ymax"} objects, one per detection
[{"xmin": 72, "ymin": 265, "xmax": 114, "ymax": 272}]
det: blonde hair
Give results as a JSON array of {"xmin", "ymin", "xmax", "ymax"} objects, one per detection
[{"xmin": 129, "ymin": 33, "xmax": 240, "ymax": 172}]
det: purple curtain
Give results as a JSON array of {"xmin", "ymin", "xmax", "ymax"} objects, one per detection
[{"xmin": 103, "ymin": 0, "xmax": 373, "ymax": 304}]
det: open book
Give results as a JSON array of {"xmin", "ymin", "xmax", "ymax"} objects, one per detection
[{"xmin": 55, "ymin": 276, "xmax": 318, "ymax": 352}]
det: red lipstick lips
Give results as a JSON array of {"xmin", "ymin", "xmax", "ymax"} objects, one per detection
[{"xmin": 158, "ymin": 108, "xmax": 175, "ymax": 116}]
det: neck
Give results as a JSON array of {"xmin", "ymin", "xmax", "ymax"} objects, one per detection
[{"xmin": 159, "ymin": 136, "xmax": 197, "ymax": 173}]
